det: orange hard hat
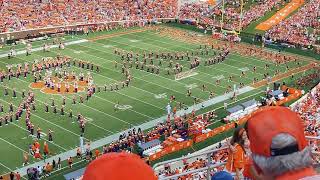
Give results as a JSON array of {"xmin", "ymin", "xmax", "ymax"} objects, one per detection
[
  {"xmin": 82, "ymin": 152, "xmax": 157, "ymax": 180},
  {"xmin": 247, "ymin": 106, "xmax": 307, "ymax": 157}
]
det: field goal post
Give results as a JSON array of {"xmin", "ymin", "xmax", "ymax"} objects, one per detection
[{"xmin": 220, "ymin": 0, "xmax": 244, "ymax": 35}]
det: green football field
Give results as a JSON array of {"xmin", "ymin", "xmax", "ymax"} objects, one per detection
[{"xmin": 0, "ymin": 25, "xmax": 314, "ymax": 175}]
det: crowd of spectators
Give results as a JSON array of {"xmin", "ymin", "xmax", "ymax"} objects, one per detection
[
  {"xmin": 265, "ymin": 0, "xmax": 320, "ymax": 47},
  {"xmin": 0, "ymin": 0, "xmax": 177, "ymax": 32},
  {"xmin": 292, "ymin": 83, "xmax": 320, "ymax": 158},
  {"xmin": 178, "ymin": 0, "xmax": 283, "ymax": 30},
  {"xmin": 157, "ymin": 146, "xmax": 228, "ymax": 180}
]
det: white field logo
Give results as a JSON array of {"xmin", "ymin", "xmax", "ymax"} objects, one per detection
[
  {"xmin": 212, "ymin": 75, "xmax": 225, "ymax": 80},
  {"xmin": 185, "ymin": 83, "xmax": 198, "ymax": 89},
  {"xmin": 155, "ymin": 93, "xmax": 167, "ymax": 99},
  {"xmin": 238, "ymin": 67, "xmax": 249, "ymax": 72},
  {"xmin": 115, "ymin": 104, "xmax": 133, "ymax": 110}
]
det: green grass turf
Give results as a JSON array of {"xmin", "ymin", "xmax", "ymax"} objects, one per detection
[{"xmin": 0, "ymin": 26, "xmax": 314, "ymax": 175}]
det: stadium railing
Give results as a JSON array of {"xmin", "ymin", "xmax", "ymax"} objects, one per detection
[
  {"xmin": 153, "ymin": 136, "xmax": 320, "ymax": 180},
  {"xmin": 153, "ymin": 147, "xmax": 228, "ymax": 180}
]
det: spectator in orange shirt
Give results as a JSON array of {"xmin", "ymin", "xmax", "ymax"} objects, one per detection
[
  {"xmin": 225, "ymin": 127, "xmax": 247, "ymax": 180},
  {"xmin": 247, "ymin": 107, "xmax": 320, "ymax": 180},
  {"xmin": 95, "ymin": 149, "xmax": 100, "ymax": 159}
]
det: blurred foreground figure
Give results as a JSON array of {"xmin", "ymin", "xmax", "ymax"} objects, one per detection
[
  {"xmin": 247, "ymin": 107, "xmax": 319, "ymax": 180},
  {"xmin": 83, "ymin": 152, "xmax": 157, "ymax": 180}
]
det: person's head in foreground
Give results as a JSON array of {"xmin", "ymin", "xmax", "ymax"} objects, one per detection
[
  {"xmin": 247, "ymin": 106, "xmax": 318, "ymax": 180},
  {"xmin": 211, "ymin": 171, "xmax": 233, "ymax": 180},
  {"xmin": 82, "ymin": 152, "xmax": 157, "ymax": 180}
]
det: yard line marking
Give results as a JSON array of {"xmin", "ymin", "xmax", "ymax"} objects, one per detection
[
  {"xmin": 30, "ymin": 50, "xmax": 170, "ymax": 110},
  {"xmin": 0, "ymin": 137, "xmax": 27, "ymax": 153},
  {"xmin": 0, "ymin": 55, "xmax": 119, "ymax": 133},
  {"xmin": 66, "ymin": 44, "xmax": 207, "ymax": 101},
  {"xmin": 85, "ymin": 38, "xmax": 231, "ymax": 88},
  {"xmin": 0, "ymin": 88, "xmax": 85, "ymax": 140},
  {"xmin": 128, "ymin": 33, "xmax": 276, "ymax": 80},
  {"xmin": 85, "ymin": 121, "xmax": 112, "ymax": 134},
  {"xmin": 84, "ymin": 41, "xmax": 242, "ymax": 91},
  {"xmin": 94, "ymin": 95, "xmax": 154, "ymax": 119},
  {"xmin": 12, "ymin": 56, "xmax": 162, "ymax": 130},
  {"xmin": 140, "ymin": 30, "xmax": 280, "ymax": 66},
  {"xmin": 86, "ymin": 37, "xmax": 251, "ymax": 85},
  {"xmin": 114, "ymin": 33, "xmax": 264, "ymax": 79},
  {"xmin": 10, "ymin": 87, "xmax": 259, "ymax": 178},
  {"xmin": 131, "ymin": 31, "xmax": 282, "ymax": 72},
  {"xmin": 10, "ymin": 122, "xmax": 68, "ymax": 151},
  {"xmin": 0, "ymin": 162, "xmax": 12, "ymax": 171},
  {"xmin": 35, "ymin": 47, "xmax": 204, "ymax": 103},
  {"xmin": 0, "ymin": 162, "xmax": 28, "ymax": 180}
]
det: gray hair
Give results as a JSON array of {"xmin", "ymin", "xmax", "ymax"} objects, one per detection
[{"xmin": 252, "ymin": 133, "xmax": 313, "ymax": 176}]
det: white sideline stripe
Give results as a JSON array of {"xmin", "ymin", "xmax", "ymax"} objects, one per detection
[
  {"xmin": 0, "ymin": 39, "xmax": 88, "ymax": 58},
  {"xmin": 175, "ymin": 72, "xmax": 198, "ymax": 81}
]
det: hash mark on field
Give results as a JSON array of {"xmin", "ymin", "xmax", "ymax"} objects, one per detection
[
  {"xmin": 154, "ymin": 93, "xmax": 167, "ymax": 99},
  {"xmin": 212, "ymin": 75, "xmax": 225, "ymax": 80},
  {"xmin": 102, "ymin": 45, "xmax": 114, "ymax": 48},
  {"xmin": 73, "ymin": 50, "xmax": 84, "ymax": 54},
  {"xmin": 185, "ymin": 83, "xmax": 198, "ymax": 89},
  {"xmin": 129, "ymin": 39, "xmax": 140, "ymax": 43},
  {"xmin": 175, "ymin": 72, "xmax": 198, "ymax": 81},
  {"xmin": 238, "ymin": 67, "xmax": 249, "ymax": 72},
  {"xmin": 114, "ymin": 104, "xmax": 133, "ymax": 111}
]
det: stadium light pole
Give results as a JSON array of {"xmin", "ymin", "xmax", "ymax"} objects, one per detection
[
  {"xmin": 220, "ymin": 0, "xmax": 225, "ymax": 31},
  {"xmin": 238, "ymin": 0, "xmax": 244, "ymax": 34}
]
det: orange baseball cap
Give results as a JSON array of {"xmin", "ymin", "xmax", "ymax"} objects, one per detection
[
  {"xmin": 83, "ymin": 152, "xmax": 157, "ymax": 180},
  {"xmin": 247, "ymin": 106, "xmax": 307, "ymax": 157}
]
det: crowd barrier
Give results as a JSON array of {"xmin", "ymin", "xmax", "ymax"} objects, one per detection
[
  {"xmin": 275, "ymin": 88, "xmax": 302, "ymax": 106},
  {"xmin": 149, "ymin": 139, "xmax": 193, "ymax": 161}
]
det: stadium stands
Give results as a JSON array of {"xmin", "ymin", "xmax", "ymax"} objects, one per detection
[
  {"xmin": 0, "ymin": 1, "xmax": 319, "ymax": 179},
  {"xmin": 0, "ymin": 0, "xmax": 177, "ymax": 32},
  {"xmin": 265, "ymin": 0, "xmax": 320, "ymax": 47}
]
